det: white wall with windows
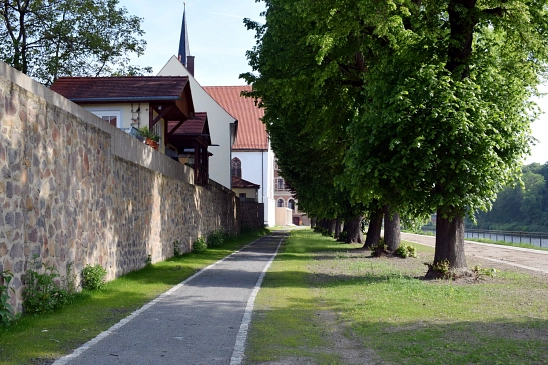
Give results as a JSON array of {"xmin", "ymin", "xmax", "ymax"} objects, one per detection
[{"xmin": 232, "ymin": 149, "xmax": 275, "ymax": 226}]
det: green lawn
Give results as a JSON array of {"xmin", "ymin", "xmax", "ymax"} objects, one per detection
[
  {"xmin": 245, "ymin": 229, "xmax": 548, "ymax": 365},
  {"xmin": 0, "ymin": 229, "xmax": 269, "ymax": 365}
]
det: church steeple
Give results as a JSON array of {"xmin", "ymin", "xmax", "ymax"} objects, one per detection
[{"xmin": 178, "ymin": 3, "xmax": 195, "ymax": 76}]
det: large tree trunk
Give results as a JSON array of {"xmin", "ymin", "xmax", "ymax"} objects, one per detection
[
  {"xmin": 363, "ymin": 208, "xmax": 383, "ymax": 248},
  {"xmin": 334, "ymin": 217, "xmax": 343, "ymax": 239},
  {"xmin": 426, "ymin": 207, "xmax": 471, "ymax": 279},
  {"xmin": 345, "ymin": 216, "xmax": 364, "ymax": 243},
  {"xmin": 383, "ymin": 205, "xmax": 401, "ymax": 251},
  {"xmin": 328, "ymin": 219, "xmax": 336, "ymax": 237}
]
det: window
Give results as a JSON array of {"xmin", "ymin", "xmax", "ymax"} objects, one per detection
[
  {"xmin": 89, "ymin": 110, "xmax": 121, "ymax": 127},
  {"xmin": 239, "ymin": 193, "xmax": 247, "ymax": 199},
  {"xmin": 288, "ymin": 199, "xmax": 295, "ymax": 212},
  {"xmin": 277, "ymin": 178, "xmax": 285, "ymax": 190},
  {"xmin": 277, "ymin": 198, "xmax": 285, "ymax": 207},
  {"xmin": 231, "ymin": 158, "xmax": 242, "ymax": 178}
]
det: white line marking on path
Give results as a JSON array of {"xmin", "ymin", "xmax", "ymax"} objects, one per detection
[
  {"xmin": 230, "ymin": 235, "xmax": 285, "ymax": 365},
  {"xmin": 52, "ymin": 237, "xmax": 271, "ymax": 365}
]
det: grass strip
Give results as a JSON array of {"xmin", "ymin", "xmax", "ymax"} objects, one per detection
[
  {"xmin": 0, "ymin": 229, "xmax": 269, "ymax": 365},
  {"xmin": 245, "ymin": 229, "xmax": 548, "ymax": 365}
]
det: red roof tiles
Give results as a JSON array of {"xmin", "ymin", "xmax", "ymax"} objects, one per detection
[
  {"xmin": 203, "ymin": 86, "xmax": 268, "ymax": 150},
  {"xmin": 50, "ymin": 76, "xmax": 190, "ymax": 102},
  {"xmin": 232, "ymin": 175, "xmax": 260, "ymax": 189},
  {"xmin": 168, "ymin": 112, "xmax": 208, "ymax": 136}
]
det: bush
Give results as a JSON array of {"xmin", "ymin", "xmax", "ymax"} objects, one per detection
[
  {"xmin": 395, "ymin": 244, "xmax": 418, "ymax": 258},
  {"xmin": 371, "ymin": 237, "xmax": 388, "ymax": 257},
  {"xmin": 207, "ymin": 231, "xmax": 225, "ymax": 248},
  {"xmin": 173, "ymin": 240, "xmax": 183, "ymax": 257},
  {"xmin": 424, "ymin": 259, "xmax": 451, "ymax": 279},
  {"xmin": 0, "ymin": 271, "xmax": 16, "ymax": 327},
  {"xmin": 193, "ymin": 237, "xmax": 207, "ymax": 253},
  {"xmin": 23, "ymin": 257, "xmax": 70, "ymax": 314},
  {"xmin": 81, "ymin": 264, "xmax": 107, "ymax": 290}
]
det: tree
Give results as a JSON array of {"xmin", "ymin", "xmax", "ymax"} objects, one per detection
[
  {"xmin": 244, "ymin": 0, "xmax": 548, "ymax": 276},
  {"xmin": 0, "ymin": 0, "xmax": 151, "ymax": 85},
  {"xmin": 241, "ymin": 1, "xmax": 369, "ymax": 242}
]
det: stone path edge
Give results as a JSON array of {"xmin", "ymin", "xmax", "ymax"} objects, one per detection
[
  {"xmin": 402, "ymin": 232, "xmax": 548, "ymax": 274},
  {"xmin": 52, "ymin": 234, "xmax": 281, "ymax": 365}
]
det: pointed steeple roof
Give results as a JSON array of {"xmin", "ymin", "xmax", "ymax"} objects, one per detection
[{"xmin": 178, "ymin": 3, "xmax": 190, "ymax": 66}]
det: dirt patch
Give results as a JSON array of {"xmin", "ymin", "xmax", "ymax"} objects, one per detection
[{"xmin": 250, "ymin": 306, "xmax": 383, "ymax": 365}]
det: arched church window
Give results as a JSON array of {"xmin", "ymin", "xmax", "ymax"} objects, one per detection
[{"xmin": 231, "ymin": 158, "xmax": 242, "ymax": 178}]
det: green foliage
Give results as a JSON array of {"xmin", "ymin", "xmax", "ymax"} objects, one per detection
[
  {"xmin": 337, "ymin": 230, "xmax": 348, "ymax": 242},
  {"xmin": 81, "ymin": 264, "xmax": 107, "ymax": 291},
  {"xmin": 145, "ymin": 255, "xmax": 152, "ymax": 266},
  {"xmin": 192, "ymin": 237, "xmax": 207, "ymax": 254},
  {"xmin": 0, "ymin": 0, "xmax": 152, "ymax": 85},
  {"xmin": 243, "ymin": 0, "xmax": 548, "ymax": 267},
  {"xmin": 472, "ymin": 265, "xmax": 498, "ymax": 278},
  {"xmin": 207, "ymin": 231, "xmax": 225, "ymax": 248},
  {"xmin": 371, "ymin": 237, "xmax": 388, "ymax": 257},
  {"xmin": 395, "ymin": 244, "xmax": 418, "ymax": 259},
  {"xmin": 137, "ymin": 126, "xmax": 159, "ymax": 142},
  {"xmin": 472, "ymin": 162, "xmax": 548, "ymax": 231},
  {"xmin": 173, "ymin": 240, "xmax": 183, "ymax": 257},
  {"xmin": 0, "ymin": 270, "xmax": 17, "ymax": 327},
  {"xmin": 22, "ymin": 257, "xmax": 71, "ymax": 314},
  {"xmin": 424, "ymin": 260, "xmax": 451, "ymax": 279}
]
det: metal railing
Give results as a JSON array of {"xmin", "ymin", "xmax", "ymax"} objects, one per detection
[{"xmin": 420, "ymin": 227, "xmax": 547, "ymax": 248}]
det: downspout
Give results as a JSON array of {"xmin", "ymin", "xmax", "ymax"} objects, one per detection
[{"xmin": 262, "ymin": 150, "xmax": 264, "ymax": 204}]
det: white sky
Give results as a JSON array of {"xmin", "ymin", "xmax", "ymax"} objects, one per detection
[{"xmin": 118, "ymin": 0, "xmax": 547, "ymax": 165}]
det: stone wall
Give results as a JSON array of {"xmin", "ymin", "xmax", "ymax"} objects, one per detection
[
  {"xmin": 0, "ymin": 62, "xmax": 240, "ymax": 313},
  {"xmin": 240, "ymin": 200, "xmax": 264, "ymax": 230}
]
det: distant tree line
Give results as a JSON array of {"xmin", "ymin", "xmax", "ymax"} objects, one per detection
[{"xmin": 469, "ymin": 162, "xmax": 548, "ymax": 232}]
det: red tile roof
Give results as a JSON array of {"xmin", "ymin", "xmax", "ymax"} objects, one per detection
[
  {"xmin": 203, "ymin": 86, "xmax": 268, "ymax": 150},
  {"xmin": 50, "ymin": 76, "xmax": 190, "ymax": 102},
  {"xmin": 232, "ymin": 175, "xmax": 260, "ymax": 189}
]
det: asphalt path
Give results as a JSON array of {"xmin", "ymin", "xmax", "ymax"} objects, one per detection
[
  {"xmin": 401, "ymin": 232, "xmax": 548, "ymax": 274},
  {"xmin": 52, "ymin": 231, "xmax": 287, "ymax": 365}
]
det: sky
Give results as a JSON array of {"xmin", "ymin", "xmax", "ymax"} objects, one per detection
[{"xmin": 118, "ymin": 0, "xmax": 547, "ymax": 165}]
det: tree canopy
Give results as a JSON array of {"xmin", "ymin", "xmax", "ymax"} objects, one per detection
[
  {"xmin": 473, "ymin": 162, "xmax": 548, "ymax": 232},
  {"xmin": 243, "ymin": 0, "xmax": 548, "ymax": 273},
  {"xmin": 0, "ymin": 0, "xmax": 151, "ymax": 85}
]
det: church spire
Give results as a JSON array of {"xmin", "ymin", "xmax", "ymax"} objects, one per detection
[{"xmin": 178, "ymin": 2, "xmax": 190, "ymax": 67}]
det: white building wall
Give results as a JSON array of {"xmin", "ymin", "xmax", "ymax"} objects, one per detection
[
  {"xmin": 157, "ymin": 56, "xmax": 236, "ymax": 189},
  {"xmin": 233, "ymin": 150, "xmax": 276, "ymax": 227}
]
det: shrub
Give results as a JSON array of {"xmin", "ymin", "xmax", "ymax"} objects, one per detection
[
  {"xmin": 23, "ymin": 257, "xmax": 70, "ymax": 314},
  {"xmin": 207, "ymin": 231, "xmax": 225, "ymax": 248},
  {"xmin": 371, "ymin": 237, "xmax": 388, "ymax": 257},
  {"xmin": 395, "ymin": 244, "xmax": 418, "ymax": 258},
  {"xmin": 81, "ymin": 264, "xmax": 107, "ymax": 290},
  {"xmin": 193, "ymin": 237, "xmax": 207, "ymax": 253},
  {"xmin": 0, "ymin": 270, "xmax": 16, "ymax": 327},
  {"xmin": 173, "ymin": 240, "xmax": 183, "ymax": 257},
  {"xmin": 424, "ymin": 259, "xmax": 451, "ymax": 279}
]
